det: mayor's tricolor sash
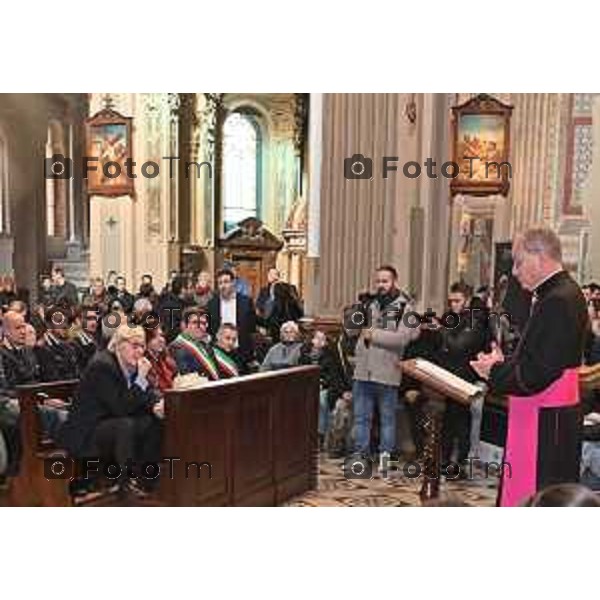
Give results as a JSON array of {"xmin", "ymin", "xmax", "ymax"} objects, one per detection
[
  {"xmin": 174, "ymin": 333, "xmax": 220, "ymax": 380},
  {"xmin": 213, "ymin": 346, "xmax": 239, "ymax": 378}
]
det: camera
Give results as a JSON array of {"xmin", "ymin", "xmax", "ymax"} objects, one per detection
[
  {"xmin": 343, "ymin": 456, "xmax": 373, "ymax": 480},
  {"xmin": 44, "ymin": 455, "xmax": 74, "ymax": 480},
  {"xmin": 44, "ymin": 153, "xmax": 72, "ymax": 180},
  {"xmin": 344, "ymin": 154, "xmax": 373, "ymax": 180}
]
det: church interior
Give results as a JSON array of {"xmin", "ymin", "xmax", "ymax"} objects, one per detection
[{"xmin": 1, "ymin": 92, "xmax": 600, "ymax": 508}]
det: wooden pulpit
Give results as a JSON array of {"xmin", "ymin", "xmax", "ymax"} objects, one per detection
[{"xmin": 399, "ymin": 358, "xmax": 485, "ymax": 503}]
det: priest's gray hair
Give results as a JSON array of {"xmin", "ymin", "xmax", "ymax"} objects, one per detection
[{"xmin": 519, "ymin": 227, "xmax": 562, "ymax": 262}]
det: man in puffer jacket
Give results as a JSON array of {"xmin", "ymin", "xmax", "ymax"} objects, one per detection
[{"xmin": 347, "ymin": 265, "xmax": 420, "ymax": 466}]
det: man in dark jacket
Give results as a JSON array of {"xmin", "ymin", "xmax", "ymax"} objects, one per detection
[
  {"xmin": 51, "ymin": 267, "xmax": 79, "ymax": 307},
  {"xmin": 207, "ymin": 268, "xmax": 256, "ymax": 364},
  {"xmin": 429, "ymin": 282, "xmax": 490, "ymax": 469},
  {"xmin": 300, "ymin": 329, "xmax": 352, "ymax": 450},
  {"xmin": 470, "ymin": 228, "xmax": 589, "ymax": 506},
  {"xmin": 59, "ymin": 325, "xmax": 162, "ymax": 497},
  {"xmin": 256, "ymin": 268, "xmax": 303, "ymax": 342},
  {"xmin": 111, "ymin": 276, "xmax": 135, "ymax": 314}
]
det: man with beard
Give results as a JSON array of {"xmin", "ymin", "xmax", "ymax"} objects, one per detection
[{"xmin": 350, "ymin": 265, "xmax": 420, "ymax": 469}]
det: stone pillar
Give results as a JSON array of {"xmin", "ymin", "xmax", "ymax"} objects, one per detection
[
  {"xmin": 316, "ymin": 93, "xmax": 416, "ymax": 319},
  {"xmin": 303, "ymin": 92, "xmax": 323, "ymax": 317},
  {"xmin": 582, "ymin": 97, "xmax": 600, "ymax": 280}
]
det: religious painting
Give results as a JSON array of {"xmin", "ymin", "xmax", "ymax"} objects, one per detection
[
  {"xmin": 451, "ymin": 94, "xmax": 513, "ymax": 197},
  {"xmin": 85, "ymin": 108, "xmax": 133, "ymax": 196}
]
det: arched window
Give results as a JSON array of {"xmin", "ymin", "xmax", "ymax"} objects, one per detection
[{"xmin": 222, "ymin": 110, "xmax": 262, "ymax": 232}]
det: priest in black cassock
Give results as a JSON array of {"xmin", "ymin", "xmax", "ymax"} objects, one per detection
[{"xmin": 470, "ymin": 228, "xmax": 589, "ymax": 506}]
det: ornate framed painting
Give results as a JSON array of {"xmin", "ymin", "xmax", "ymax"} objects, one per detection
[
  {"xmin": 451, "ymin": 94, "xmax": 513, "ymax": 197},
  {"xmin": 85, "ymin": 107, "xmax": 134, "ymax": 196}
]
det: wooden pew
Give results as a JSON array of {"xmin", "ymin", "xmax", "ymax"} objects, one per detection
[
  {"xmin": 8, "ymin": 380, "xmax": 82, "ymax": 507},
  {"xmin": 159, "ymin": 366, "xmax": 320, "ymax": 506},
  {"xmin": 9, "ymin": 366, "xmax": 320, "ymax": 506}
]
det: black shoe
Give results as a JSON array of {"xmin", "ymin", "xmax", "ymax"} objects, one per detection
[{"xmin": 120, "ymin": 478, "xmax": 150, "ymax": 501}]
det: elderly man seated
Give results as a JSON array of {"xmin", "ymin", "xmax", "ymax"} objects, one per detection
[
  {"xmin": 0, "ymin": 311, "xmax": 68, "ymax": 464},
  {"xmin": 59, "ymin": 324, "xmax": 163, "ymax": 499},
  {"xmin": 259, "ymin": 321, "xmax": 303, "ymax": 372}
]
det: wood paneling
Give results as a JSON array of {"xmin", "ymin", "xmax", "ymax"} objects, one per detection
[{"xmin": 159, "ymin": 366, "xmax": 320, "ymax": 506}]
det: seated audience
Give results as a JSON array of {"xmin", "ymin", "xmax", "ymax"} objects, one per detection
[
  {"xmin": 260, "ymin": 321, "xmax": 303, "ymax": 372},
  {"xmin": 257, "ymin": 268, "xmax": 303, "ymax": 342},
  {"xmin": 137, "ymin": 274, "xmax": 157, "ymax": 306},
  {"xmin": 0, "ymin": 311, "xmax": 68, "ymax": 466},
  {"xmin": 132, "ymin": 297, "xmax": 156, "ymax": 327},
  {"xmin": 7, "ymin": 299, "xmax": 28, "ymax": 317},
  {"xmin": 300, "ymin": 330, "xmax": 352, "ymax": 450},
  {"xmin": 194, "ymin": 271, "xmax": 214, "ymax": 308},
  {"xmin": 585, "ymin": 300, "xmax": 600, "ymax": 366},
  {"xmin": 169, "ymin": 307, "xmax": 220, "ymax": 380},
  {"xmin": 24, "ymin": 323, "xmax": 37, "ymax": 349},
  {"xmin": 51, "ymin": 266, "xmax": 79, "ymax": 307},
  {"xmin": 158, "ymin": 277, "xmax": 186, "ymax": 343},
  {"xmin": 0, "ymin": 275, "xmax": 17, "ymax": 309},
  {"xmin": 34, "ymin": 315, "xmax": 80, "ymax": 382},
  {"xmin": 105, "ymin": 270, "xmax": 118, "ymax": 298},
  {"xmin": 145, "ymin": 326, "xmax": 178, "ymax": 393},
  {"xmin": 88, "ymin": 277, "xmax": 109, "ymax": 315},
  {"xmin": 39, "ymin": 274, "xmax": 54, "ymax": 306},
  {"xmin": 101, "ymin": 299, "xmax": 128, "ymax": 347},
  {"xmin": 0, "ymin": 310, "xmax": 41, "ymax": 386},
  {"xmin": 111, "ymin": 276, "xmax": 135, "ymax": 314},
  {"xmin": 59, "ymin": 324, "xmax": 163, "ymax": 498},
  {"xmin": 69, "ymin": 305, "xmax": 101, "ymax": 371},
  {"xmin": 213, "ymin": 323, "xmax": 248, "ymax": 378},
  {"xmin": 0, "ymin": 358, "xmax": 19, "ymax": 476}
]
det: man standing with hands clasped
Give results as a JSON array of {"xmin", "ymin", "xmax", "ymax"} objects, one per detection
[{"xmin": 469, "ymin": 228, "xmax": 588, "ymax": 506}]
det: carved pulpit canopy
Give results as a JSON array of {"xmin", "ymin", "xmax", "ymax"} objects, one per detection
[{"xmin": 220, "ymin": 217, "xmax": 283, "ymax": 251}]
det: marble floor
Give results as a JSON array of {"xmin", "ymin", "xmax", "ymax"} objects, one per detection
[
  {"xmin": 285, "ymin": 455, "xmax": 499, "ymax": 507},
  {"xmin": 0, "ymin": 456, "xmax": 499, "ymax": 507}
]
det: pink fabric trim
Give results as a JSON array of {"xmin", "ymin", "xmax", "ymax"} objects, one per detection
[{"xmin": 499, "ymin": 368, "xmax": 579, "ymax": 507}]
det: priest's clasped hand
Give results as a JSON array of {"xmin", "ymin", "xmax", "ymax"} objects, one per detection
[{"xmin": 469, "ymin": 342, "xmax": 504, "ymax": 380}]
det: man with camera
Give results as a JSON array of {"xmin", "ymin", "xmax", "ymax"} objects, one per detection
[{"xmin": 345, "ymin": 265, "xmax": 420, "ymax": 469}]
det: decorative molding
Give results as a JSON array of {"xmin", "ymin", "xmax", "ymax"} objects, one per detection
[{"xmin": 220, "ymin": 216, "xmax": 283, "ymax": 251}]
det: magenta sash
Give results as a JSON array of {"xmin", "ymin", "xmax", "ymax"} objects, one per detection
[{"xmin": 499, "ymin": 368, "xmax": 579, "ymax": 507}]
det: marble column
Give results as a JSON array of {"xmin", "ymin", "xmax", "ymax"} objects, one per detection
[
  {"xmin": 316, "ymin": 93, "xmax": 416, "ymax": 318},
  {"xmin": 303, "ymin": 92, "xmax": 323, "ymax": 317},
  {"xmin": 582, "ymin": 97, "xmax": 600, "ymax": 280}
]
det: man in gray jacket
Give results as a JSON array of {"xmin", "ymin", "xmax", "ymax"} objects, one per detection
[{"xmin": 347, "ymin": 265, "xmax": 420, "ymax": 465}]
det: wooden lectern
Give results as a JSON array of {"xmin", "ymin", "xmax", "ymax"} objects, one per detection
[{"xmin": 399, "ymin": 358, "xmax": 485, "ymax": 503}]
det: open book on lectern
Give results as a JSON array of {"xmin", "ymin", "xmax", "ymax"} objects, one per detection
[{"xmin": 400, "ymin": 358, "xmax": 486, "ymax": 406}]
